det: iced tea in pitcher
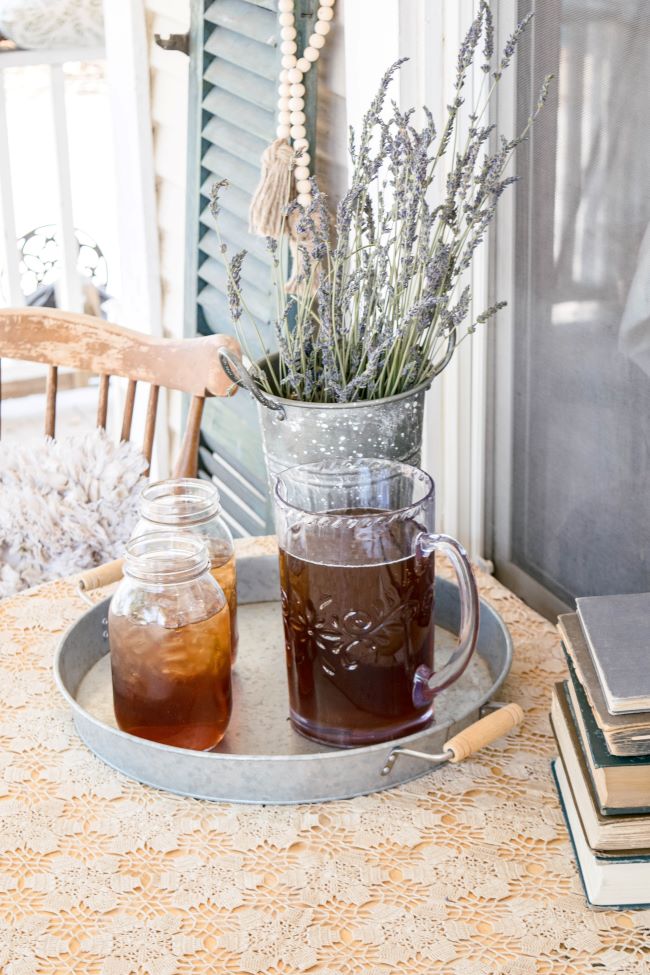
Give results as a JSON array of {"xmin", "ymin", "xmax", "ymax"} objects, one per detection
[
  {"xmin": 109, "ymin": 532, "xmax": 232, "ymax": 750},
  {"xmin": 275, "ymin": 460, "xmax": 479, "ymax": 748}
]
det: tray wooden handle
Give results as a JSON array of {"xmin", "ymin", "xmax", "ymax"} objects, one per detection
[
  {"xmin": 78, "ymin": 558, "xmax": 125, "ymax": 593},
  {"xmin": 444, "ymin": 703, "xmax": 524, "ymax": 762}
]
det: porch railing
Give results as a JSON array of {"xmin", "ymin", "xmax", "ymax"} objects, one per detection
[{"xmin": 0, "ymin": 44, "xmax": 105, "ymax": 311}]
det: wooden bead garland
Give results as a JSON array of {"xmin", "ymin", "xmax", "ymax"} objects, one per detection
[{"xmin": 273, "ymin": 0, "xmax": 335, "ymax": 209}]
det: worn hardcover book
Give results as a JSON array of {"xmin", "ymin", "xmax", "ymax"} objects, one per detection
[
  {"xmin": 557, "ymin": 613, "xmax": 650, "ymax": 756},
  {"xmin": 550, "ymin": 684, "xmax": 650, "ymax": 851},
  {"xmin": 576, "ymin": 593, "xmax": 650, "ymax": 714},
  {"xmin": 557, "ymin": 678, "xmax": 650, "ymax": 814},
  {"xmin": 552, "ymin": 759, "xmax": 650, "ymax": 909}
]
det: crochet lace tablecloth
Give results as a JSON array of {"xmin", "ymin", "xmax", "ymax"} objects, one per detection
[{"xmin": 1, "ymin": 569, "xmax": 649, "ymax": 975}]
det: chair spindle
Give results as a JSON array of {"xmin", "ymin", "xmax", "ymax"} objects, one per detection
[
  {"xmin": 45, "ymin": 365, "xmax": 58, "ymax": 438},
  {"xmin": 142, "ymin": 384, "xmax": 159, "ymax": 469},
  {"xmin": 120, "ymin": 379, "xmax": 137, "ymax": 442},
  {"xmin": 172, "ymin": 395, "xmax": 205, "ymax": 478},
  {"xmin": 97, "ymin": 374, "xmax": 110, "ymax": 429}
]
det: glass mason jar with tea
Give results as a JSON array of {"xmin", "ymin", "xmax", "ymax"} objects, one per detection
[
  {"xmin": 132, "ymin": 478, "xmax": 238, "ymax": 661},
  {"xmin": 109, "ymin": 532, "xmax": 232, "ymax": 750},
  {"xmin": 274, "ymin": 458, "xmax": 480, "ymax": 748}
]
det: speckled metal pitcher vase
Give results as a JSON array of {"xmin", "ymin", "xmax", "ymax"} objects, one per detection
[{"xmin": 219, "ymin": 350, "xmax": 432, "ymax": 483}]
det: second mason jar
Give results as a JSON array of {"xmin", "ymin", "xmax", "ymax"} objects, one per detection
[{"xmin": 133, "ymin": 478, "xmax": 238, "ymax": 661}]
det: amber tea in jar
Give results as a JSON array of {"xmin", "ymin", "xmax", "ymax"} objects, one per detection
[
  {"xmin": 109, "ymin": 532, "xmax": 232, "ymax": 750},
  {"xmin": 133, "ymin": 478, "xmax": 239, "ymax": 661}
]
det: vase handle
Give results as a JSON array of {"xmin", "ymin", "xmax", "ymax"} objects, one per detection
[
  {"xmin": 431, "ymin": 330, "xmax": 456, "ymax": 377},
  {"xmin": 218, "ymin": 349, "xmax": 286, "ymax": 420},
  {"xmin": 412, "ymin": 532, "xmax": 480, "ymax": 707}
]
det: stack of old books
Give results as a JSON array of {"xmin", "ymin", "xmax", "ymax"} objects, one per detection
[{"xmin": 551, "ymin": 594, "xmax": 650, "ymax": 909}]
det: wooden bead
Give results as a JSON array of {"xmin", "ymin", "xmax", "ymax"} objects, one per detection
[
  {"xmin": 296, "ymin": 179, "xmax": 312, "ymax": 194},
  {"xmin": 294, "ymin": 166, "xmax": 310, "ymax": 180},
  {"xmin": 304, "ymin": 47, "xmax": 319, "ymax": 62},
  {"xmin": 290, "ymin": 110, "xmax": 306, "ymax": 125},
  {"xmin": 293, "ymin": 137, "xmax": 309, "ymax": 151},
  {"xmin": 295, "ymin": 152, "xmax": 310, "ymax": 166},
  {"xmin": 278, "ymin": 82, "xmax": 291, "ymax": 97},
  {"xmin": 281, "ymin": 53, "xmax": 296, "ymax": 69},
  {"xmin": 278, "ymin": 111, "xmax": 291, "ymax": 125},
  {"xmin": 317, "ymin": 6, "xmax": 334, "ymax": 20},
  {"xmin": 297, "ymin": 193, "xmax": 312, "ymax": 207},
  {"xmin": 281, "ymin": 40, "xmax": 297, "ymax": 55},
  {"xmin": 290, "ymin": 82, "xmax": 305, "ymax": 97},
  {"xmin": 314, "ymin": 20, "xmax": 330, "ymax": 35},
  {"xmin": 278, "ymin": 0, "xmax": 294, "ymax": 10},
  {"xmin": 280, "ymin": 25, "xmax": 296, "ymax": 40},
  {"xmin": 276, "ymin": 124, "xmax": 291, "ymax": 139},
  {"xmin": 287, "ymin": 67, "xmax": 303, "ymax": 83},
  {"xmin": 296, "ymin": 57, "xmax": 310, "ymax": 73},
  {"xmin": 288, "ymin": 96, "xmax": 304, "ymax": 111},
  {"xmin": 277, "ymin": 96, "xmax": 290, "ymax": 111},
  {"xmin": 290, "ymin": 124, "xmax": 306, "ymax": 140},
  {"xmin": 309, "ymin": 32, "xmax": 325, "ymax": 49},
  {"xmin": 278, "ymin": 12, "xmax": 294, "ymax": 26},
  {"xmin": 280, "ymin": 68, "xmax": 289, "ymax": 83}
]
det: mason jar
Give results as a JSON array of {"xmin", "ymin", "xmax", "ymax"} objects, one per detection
[
  {"xmin": 108, "ymin": 531, "xmax": 232, "ymax": 750},
  {"xmin": 132, "ymin": 478, "xmax": 238, "ymax": 661}
]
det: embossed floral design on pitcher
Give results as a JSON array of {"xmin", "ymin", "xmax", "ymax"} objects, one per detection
[{"xmin": 275, "ymin": 459, "xmax": 479, "ymax": 748}]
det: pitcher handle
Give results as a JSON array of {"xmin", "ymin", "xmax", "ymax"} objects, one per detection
[
  {"xmin": 218, "ymin": 348, "xmax": 286, "ymax": 420},
  {"xmin": 413, "ymin": 532, "xmax": 480, "ymax": 706}
]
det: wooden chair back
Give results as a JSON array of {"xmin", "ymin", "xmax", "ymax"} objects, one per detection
[{"xmin": 0, "ymin": 308, "xmax": 240, "ymax": 477}]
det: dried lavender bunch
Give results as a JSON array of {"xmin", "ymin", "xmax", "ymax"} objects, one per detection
[{"xmin": 211, "ymin": 2, "xmax": 551, "ymax": 403}]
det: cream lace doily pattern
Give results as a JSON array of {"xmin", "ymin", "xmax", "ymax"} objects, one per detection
[{"xmin": 0, "ymin": 576, "xmax": 649, "ymax": 974}]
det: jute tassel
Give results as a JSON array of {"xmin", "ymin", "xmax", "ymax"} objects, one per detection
[{"xmin": 248, "ymin": 138, "xmax": 295, "ymax": 238}]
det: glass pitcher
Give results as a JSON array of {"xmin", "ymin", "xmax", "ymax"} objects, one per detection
[{"xmin": 274, "ymin": 458, "xmax": 479, "ymax": 747}]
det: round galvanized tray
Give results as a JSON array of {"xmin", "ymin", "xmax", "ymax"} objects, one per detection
[{"xmin": 54, "ymin": 554, "xmax": 513, "ymax": 804}]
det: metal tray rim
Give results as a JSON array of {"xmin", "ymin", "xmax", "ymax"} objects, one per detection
[{"xmin": 53, "ymin": 589, "xmax": 513, "ymax": 766}]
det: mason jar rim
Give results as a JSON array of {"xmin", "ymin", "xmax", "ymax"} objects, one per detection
[
  {"xmin": 124, "ymin": 531, "xmax": 211, "ymax": 584},
  {"xmin": 274, "ymin": 458, "xmax": 435, "ymax": 523},
  {"xmin": 140, "ymin": 477, "xmax": 221, "ymax": 526}
]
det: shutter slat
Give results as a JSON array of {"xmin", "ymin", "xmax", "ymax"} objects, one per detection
[
  {"xmin": 198, "ymin": 258, "xmax": 271, "ymax": 323},
  {"xmin": 205, "ymin": 26, "xmax": 277, "ymax": 81},
  {"xmin": 203, "ymin": 91, "xmax": 274, "ymax": 145},
  {"xmin": 197, "ymin": 285, "xmax": 272, "ymax": 354},
  {"xmin": 200, "ymin": 228, "xmax": 270, "ymax": 289},
  {"xmin": 202, "ymin": 145, "xmax": 259, "ymax": 194},
  {"xmin": 202, "ymin": 117, "xmax": 266, "ymax": 173},
  {"xmin": 234, "ymin": 0, "xmax": 275, "ymax": 10},
  {"xmin": 204, "ymin": 59, "xmax": 276, "ymax": 113},
  {"xmin": 200, "ymin": 179, "xmax": 249, "ymax": 223},
  {"xmin": 205, "ymin": 0, "xmax": 277, "ymax": 45},
  {"xmin": 200, "ymin": 205, "xmax": 272, "ymax": 265}
]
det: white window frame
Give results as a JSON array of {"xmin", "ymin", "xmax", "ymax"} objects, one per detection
[
  {"xmin": 488, "ymin": 0, "xmax": 570, "ymax": 618},
  {"xmin": 345, "ymin": 0, "xmax": 492, "ymax": 564}
]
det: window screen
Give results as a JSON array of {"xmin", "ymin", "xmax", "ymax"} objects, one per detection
[{"xmin": 499, "ymin": 0, "xmax": 650, "ymax": 602}]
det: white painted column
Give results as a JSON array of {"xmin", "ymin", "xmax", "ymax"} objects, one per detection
[
  {"xmin": 0, "ymin": 71, "xmax": 23, "ymax": 305},
  {"xmin": 102, "ymin": 0, "xmax": 169, "ymax": 475},
  {"xmin": 49, "ymin": 64, "xmax": 84, "ymax": 312}
]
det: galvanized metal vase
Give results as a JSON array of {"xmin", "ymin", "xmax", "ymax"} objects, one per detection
[{"xmin": 219, "ymin": 350, "xmax": 430, "ymax": 483}]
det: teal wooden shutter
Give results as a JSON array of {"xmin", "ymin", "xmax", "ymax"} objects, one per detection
[{"xmin": 185, "ymin": 0, "xmax": 318, "ymax": 536}]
